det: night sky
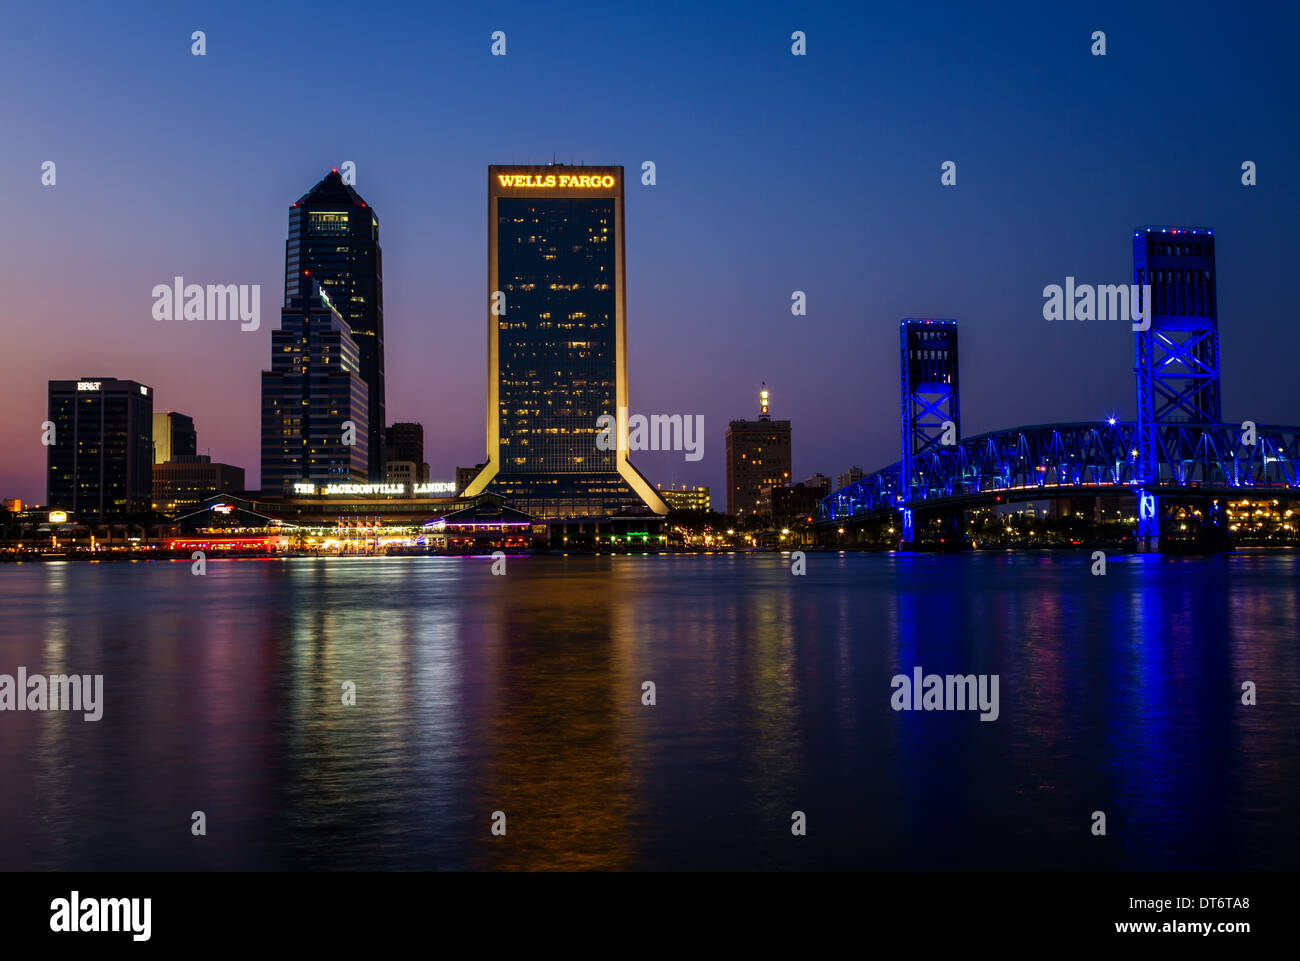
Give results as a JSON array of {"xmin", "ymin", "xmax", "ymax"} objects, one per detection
[{"xmin": 2, "ymin": 0, "xmax": 1296, "ymax": 503}]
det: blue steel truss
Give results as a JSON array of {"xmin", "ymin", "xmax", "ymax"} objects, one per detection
[
  {"xmin": 900, "ymin": 319, "xmax": 960, "ymax": 504},
  {"xmin": 819, "ymin": 422, "xmax": 1300, "ymax": 522},
  {"xmin": 821, "ymin": 228, "xmax": 1298, "ymax": 529},
  {"xmin": 1134, "ymin": 226, "xmax": 1221, "ymax": 537}
]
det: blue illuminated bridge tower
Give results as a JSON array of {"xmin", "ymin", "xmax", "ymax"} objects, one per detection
[
  {"xmin": 900, "ymin": 319, "xmax": 960, "ymax": 543},
  {"xmin": 1134, "ymin": 226, "xmax": 1221, "ymax": 549},
  {"xmin": 817, "ymin": 225, "xmax": 1300, "ymax": 550}
]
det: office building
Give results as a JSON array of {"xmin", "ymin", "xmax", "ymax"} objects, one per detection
[
  {"xmin": 260, "ymin": 283, "xmax": 369, "ymax": 494},
  {"xmin": 47, "ymin": 378, "xmax": 154, "ymax": 519},
  {"xmin": 153, "ymin": 411, "xmax": 197, "ymax": 464},
  {"xmin": 385, "ymin": 460, "xmax": 418, "ymax": 486},
  {"xmin": 725, "ymin": 384, "xmax": 791, "ymax": 516},
  {"xmin": 153, "ymin": 455, "xmax": 246, "ymax": 514},
  {"xmin": 803, "ymin": 474, "xmax": 831, "ymax": 495},
  {"xmin": 384, "ymin": 423, "xmax": 428, "ymax": 482},
  {"xmin": 836, "ymin": 466, "xmax": 864, "ymax": 491},
  {"xmin": 660, "ymin": 485, "xmax": 712, "ymax": 512},
  {"xmin": 456, "ymin": 463, "xmax": 486, "ymax": 495},
  {"xmin": 287, "ymin": 169, "xmax": 385, "ymax": 479},
  {"xmin": 758, "ymin": 482, "xmax": 825, "ymax": 523},
  {"xmin": 463, "ymin": 164, "xmax": 667, "ymax": 518}
]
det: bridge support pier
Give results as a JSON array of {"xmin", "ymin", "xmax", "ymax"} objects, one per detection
[{"xmin": 1136, "ymin": 489, "xmax": 1160, "ymax": 552}]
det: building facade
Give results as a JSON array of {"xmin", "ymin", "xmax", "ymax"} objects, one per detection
[
  {"xmin": 660, "ymin": 485, "xmax": 712, "ymax": 512},
  {"xmin": 287, "ymin": 169, "xmax": 385, "ymax": 480},
  {"xmin": 464, "ymin": 164, "xmax": 666, "ymax": 518},
  {"xmin": 836, "ymin": 465, "xmax": 864, "ymax": 491},
  {"xmin": 384, "ymin": 423, "xmax": 428, "ymax": 482},
  {"xmin": 260, "ymin": 285, "xmax": 369, "ymax": 494},
  {"xmin": 153, "ymin": 455, "xmax": 246, "ymax": 514},
  {"xmin": 47, "ymin": 378, "xmax": 154, "ymax": 519},
  {"xmin": 725, "ymin": 387, "xmax": 791, "ymax": 517},
  {"xmin": 758, "ymin": 482, "xmax": 825, "ymax": 523},
  {"xmin": 152, "ymin": 411, "xmax": 196, "ymax": 464}
]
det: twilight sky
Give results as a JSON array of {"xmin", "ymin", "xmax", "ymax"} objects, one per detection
[{"xmin": 2, "ymin": 0, "xmax": 1296, "ymax": 503}]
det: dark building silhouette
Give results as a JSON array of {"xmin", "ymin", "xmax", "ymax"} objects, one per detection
[
  {"xmin": 286, "ymin": 169, "xmax": 384, "ymax": 479},
  {"xmin": 47, "ymin": 377, "xmax": 154, "ymax": 519},
  {"xmin": 464, "ymin": 164, "xmax": 666, "ymax": 518}
]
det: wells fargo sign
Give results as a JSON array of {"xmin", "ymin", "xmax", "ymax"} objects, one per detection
[{"xmin": 496, "ymin": 173, "xmax": 616, "ymax": 189}]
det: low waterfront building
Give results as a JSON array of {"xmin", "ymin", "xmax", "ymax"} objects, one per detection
[
  {"xmin": 153, "ymin": 456, "xmax": 246, "ymax": 514},
  {"xmin": 660, "ymin": 485, "xmax": 711, "ymax": 512}
]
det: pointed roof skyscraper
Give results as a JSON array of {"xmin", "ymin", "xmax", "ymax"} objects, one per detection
[{"xmin": 284, "ymin": 169, "xmax": 386, "ymax": 481}]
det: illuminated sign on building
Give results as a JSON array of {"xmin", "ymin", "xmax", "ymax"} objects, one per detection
[
  {"xmin": 48, "ymin": 511, "xmax": 68, "ymax": 523},
  {"xmin": 76, "ymin": 381, "xmax": 101, "ymax": 392},
  {"xmin": 495, "ymin": 173, "xmax": 616, "ymax": 189},
  {"xmin": 290, "ymin": 482, "xmax": 457, "ymax": 497},
  {"xmin": 140, "ymin": 385, "xmax": 149, "ymax": 396},
  {"xmin": 413, "ymin": 482, "xmax": 456, "ymax": 495}
]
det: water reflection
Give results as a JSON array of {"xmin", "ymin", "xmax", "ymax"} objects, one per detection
[{"xmin": 0, "ymin": 552, "xmax": 1295, "ymax": 870}]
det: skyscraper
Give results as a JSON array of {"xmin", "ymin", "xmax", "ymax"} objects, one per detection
[
  {"xmin": 47, "ymin": 378, "xmax": 154, "ymax": 519},
  {"xmin": 725, "ymin": 384, "xmax": 791, "ymax": 516},
  {"xmin": 260, "ymin": 282, "xmax": 369, "ymax": 494},
  {"xmin": 286, "ymin": 170, "xmax": 384, "ymax": 480},
  {"xmin": 464, "ymin": 164, "xmax": 666, "ymax": 518},
  {"xmin": 152, "ymin": 411, "xmax": 196, "ymax": 464}
]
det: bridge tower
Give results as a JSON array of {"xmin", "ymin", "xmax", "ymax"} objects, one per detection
[
  {"xmin": 900, "ymin": 319, "xmax": 960, "ymax": 501},
  {"xmin": 1133, "ymin": 227, "xmax": 1220, "ymax": 548}
]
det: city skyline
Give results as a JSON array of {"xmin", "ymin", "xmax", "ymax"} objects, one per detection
[{"xmin": 3, "ymin": 2, "xmax": 1297, "ymax": 505}]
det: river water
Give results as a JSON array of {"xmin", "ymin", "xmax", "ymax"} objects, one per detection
[{"xmin": 0, "ymin": 551, "xmax": 1296, "ymax": 870}]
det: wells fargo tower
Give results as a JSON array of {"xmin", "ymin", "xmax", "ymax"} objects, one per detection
[{"xmin": 464, "ymin": 164, "xmax": 666, "ymax": 518}]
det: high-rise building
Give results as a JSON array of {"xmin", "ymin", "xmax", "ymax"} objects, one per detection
[
  {"xmin": 152, "ymin": 411, "xmax": 197, "ymax": 464},
  {"xmin": 47, "ymin": 378, "xmax": 154, "ymax": 519},
  {"xmin": 464, "ymin": 164, "xmax": 667, "ymax": 518},
  {"xmin": 725, "ymin": 384, "xmax": 791, "ymax": 516},
  {"xmin": 260, "ymin": 283, "xmax": 369, "ymax": 494},
  {"xmin": 286, "ymin": 169, "xmax": 384, "ymax": 479},
  {"xmin": 384, "ymin": 423, "xmax": 428, "ymax": 482}
]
